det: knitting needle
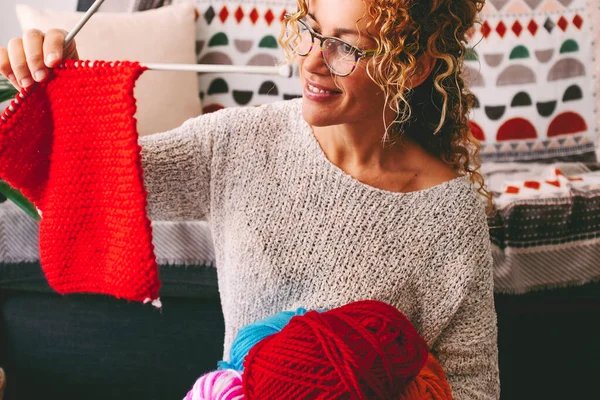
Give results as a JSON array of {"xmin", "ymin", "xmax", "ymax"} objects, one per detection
[
  {"xmin": 144, "ymin": 63, "xmax": 293, "ymax": 77},
  {"xmin": 64, "ymin": 0, "xmax": 105, "ymax": 47}
]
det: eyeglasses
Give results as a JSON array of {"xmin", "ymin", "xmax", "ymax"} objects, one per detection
[{"xmin": 284, "ymin": 15, "xmax": 377, "ymax": 77}]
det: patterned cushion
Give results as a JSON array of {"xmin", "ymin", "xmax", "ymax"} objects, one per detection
[
  {"xmin": 465, "ymin": 0, "xmax": 599, "ymax": 162},
  {"xmin": 180, "ymin": 0, "xmax": 302, "ymax": 113}
]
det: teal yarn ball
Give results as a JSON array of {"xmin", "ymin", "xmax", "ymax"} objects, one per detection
[{"xmin": 218, "ymin": 307, "xmax": 308, "ymax": 371}]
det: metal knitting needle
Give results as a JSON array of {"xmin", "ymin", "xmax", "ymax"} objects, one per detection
[
  {"xmin": 64, "ymin": 0, "xmax": 105, "ymax": 47},
  {"xmin": 144, "ymin": 63, "xmax": 293, "ymax": 77},
  {"xmin": 62, "ymin": 0, "xmax": 293, "ymax": 78}
]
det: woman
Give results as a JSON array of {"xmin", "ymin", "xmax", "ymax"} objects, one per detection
[{"xmin": 0, "ymin": 0, "xmax": 499, "ymax": 398}]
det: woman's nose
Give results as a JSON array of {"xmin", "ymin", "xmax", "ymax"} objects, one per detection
[{"xmin": 301, "ymin": 40, "xmax": 330, "ymax": 75}]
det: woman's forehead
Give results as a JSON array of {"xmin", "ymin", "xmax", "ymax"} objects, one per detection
[{"xmin": 306, "ymin": 0, "xmax": 372, "ymax": 31}]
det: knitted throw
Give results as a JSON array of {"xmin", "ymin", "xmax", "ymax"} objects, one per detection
[{"xmin": 0, "ymin": 60, "xmax": 160, "ymax": 303}]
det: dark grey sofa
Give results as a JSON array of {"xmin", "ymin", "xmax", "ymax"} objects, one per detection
[
  {"xmin": 1, "ymin": 260, "xmax": 599, "ymax": 400},
  {"xmin": 0, "ymin": 262, "xmax": 224, "ymax": 400}
]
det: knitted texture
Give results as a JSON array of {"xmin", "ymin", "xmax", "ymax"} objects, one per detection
[
  {"xmin": 0, "ymin": 60, "xmax": 160, "ymax": 302},
  {"xmin": 139, "ymin": 98, "xmax": 500, "ymax": 399},
  {"xmin": 242, "ymin": 300, "xmax": 429, "ymax": 400}
]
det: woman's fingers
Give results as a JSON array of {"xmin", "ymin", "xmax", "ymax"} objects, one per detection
[
  {"xmin": 0, "ymin": 46, "xmax": 20, "ymax": 90},
  {"xmin": 43, "ymin": 29, "xmax": 71, "ymax": 67},
  {"xmin": 7, "ymin": 38, "xmax": 32, "ymax": 88},
  {"xmin": 62, "ymin": 30, "xmax": 79, "ymax": 62},
  {"xmin": 0, "ymin": 28, "xmax": 79, "ymax": 90},
  {"xmin": 23, "ymin": 29, "xmax": 48, "ymax": 83}
]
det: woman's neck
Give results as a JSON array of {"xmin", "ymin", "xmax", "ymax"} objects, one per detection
[
  {"xmin": 311, "ymin": 123, "xmax": 414, "ymax": 172},
  {"xmin": 311, "ymin": 121, "xmax": 460, "ymax": 193}
]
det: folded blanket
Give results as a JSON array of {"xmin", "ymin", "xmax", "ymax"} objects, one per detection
[
  {"xmin": 481, "ymin": 162, "xmax": 600, "ymax": 208},
  {"xmin": 0, "ymin": 60, "xmax": 160, "ymax": 303}
]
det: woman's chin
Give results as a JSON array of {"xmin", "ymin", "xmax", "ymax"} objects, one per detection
[{"xmin": 301, "ymin": 101, "xmax": 339, "ymax": 127}]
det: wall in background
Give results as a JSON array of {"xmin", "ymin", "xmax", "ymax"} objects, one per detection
[
  {"xmin": 0, "ymin": 0, "xmax": 137, "ymax": 48},
  {"xmin": 0, "ymin": 0, "xmax": 78, "ymax": 46}
]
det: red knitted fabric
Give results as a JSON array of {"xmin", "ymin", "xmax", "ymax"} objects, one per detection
[
  {"xmin": 243, "ymin": 300, "xmax": 429, "ymax": 400},
  {"xmin": 0, "ymin": 60, "xmax": 160, "ymax": 302}
]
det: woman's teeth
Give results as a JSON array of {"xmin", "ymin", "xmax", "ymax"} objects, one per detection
[{"xmin": 308, "ymin": 84, "xmax": 333, "ymax": 94}]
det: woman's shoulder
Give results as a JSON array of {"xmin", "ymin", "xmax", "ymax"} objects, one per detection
[
  {"xmin": 408, "ymin": 164, "xmax": 462, "ymax": 193},
  {"xmin": 204, "ymin": 98, "xmax": 302, "ymax": 125},
  {"xmin": 415, "ymin": 161, "xmax": 488, "ymax": 227},
  {"xmin": 190, "ymin": 99, "xmax": 304, "ymax": 161},
  {"xmin": 165, "ymin": 98, "xmax": 303, "ymax": 149}
]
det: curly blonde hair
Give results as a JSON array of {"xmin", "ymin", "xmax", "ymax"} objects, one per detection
[{"xmin": 280, "ymin": 0, "xmax": 492, "ymax": 212}]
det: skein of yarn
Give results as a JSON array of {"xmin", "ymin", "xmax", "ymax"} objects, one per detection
[
  {"xmin": 218, "ymin": 307, "xmax": 307, "ymax": 371},
  {"xmin": 243, "ymin": 300, "xmax": 429, "ymax": 400},
  {"xmin": 400, "ymin": 353, "xmax": 453, "ymax": 400},
  {"xmin": 184, "ymin": 369, "xmax": 243, "ymax": 400}
]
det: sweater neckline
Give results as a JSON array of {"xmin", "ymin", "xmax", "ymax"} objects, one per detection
[{"xmin": 296, "ymin": 102, "xmax": 470, "ymax": 198}]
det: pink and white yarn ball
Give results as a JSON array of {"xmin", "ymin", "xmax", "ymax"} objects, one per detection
[{"xmin": 184, "ymin": 369, "xmax": 244, "ymax": 400}]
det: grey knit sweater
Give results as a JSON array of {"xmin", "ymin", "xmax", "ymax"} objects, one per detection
[{"xmin": 139, "ymin": 99, "xmax": 500, "ymax": 399}]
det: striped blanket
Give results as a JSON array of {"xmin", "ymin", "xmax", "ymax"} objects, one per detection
[
  {"xmin": 484, "ymin": 162, "xmax": 600, "ymax": 292},
  {"xmin": 0, "ymin": 201, "xmax": 215, "ymax": 268}
]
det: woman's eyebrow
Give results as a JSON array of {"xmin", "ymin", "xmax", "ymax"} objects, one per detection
[{"xmin": 307, "ymin": 12, "xmax": 360, "ymax": 36}]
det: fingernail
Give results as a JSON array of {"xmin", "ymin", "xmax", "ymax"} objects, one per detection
[
  {"xmin": 20, "ymin": 77, "xmax": 33, "ymax": 87},
  {"xmin": 34, "ymin": 70, "xmax": 47, "ymax": 82},
  {"xmin": 8, "ymin": 74, "xmax": 16, "ymax": 83},
  {"xmin": 46, "ymin": 53, "xmax": 59, "ymax": 65}
]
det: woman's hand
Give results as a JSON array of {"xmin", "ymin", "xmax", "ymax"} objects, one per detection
[{"xmin": 0, "ymin": 29, "xmax": 79, "ymax": 91}]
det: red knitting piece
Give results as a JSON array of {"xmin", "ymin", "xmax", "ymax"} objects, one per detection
[{"xmin": 0, "ymin": 60, "xmax": 160, "ymax": 302}]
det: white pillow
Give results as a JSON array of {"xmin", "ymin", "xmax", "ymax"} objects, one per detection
[{"xmin": 16, "ymin": 2, "xmax": 202, "ymax": 136}]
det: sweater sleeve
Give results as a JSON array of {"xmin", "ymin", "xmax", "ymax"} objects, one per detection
[
  {"xmin": 138, "ymin": 112, "xmax": 216, "ymax": 221},
  {"xmin": 428, "ymin": 211, "xmax": 500, "ymax": 400},
  {"xmin": 433, "ymin": 254, "xmax": 500, "ymax": 399}
]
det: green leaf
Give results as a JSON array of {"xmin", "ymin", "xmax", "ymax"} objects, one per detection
[
  {"xmin": 0, "ymin": 180, "xmax": 41, "ymax": 221},
  {"xmin": 0, "ymin": 76, "xmax": 18, "ymax": 103},
  {"xmin": 0, "ymin": 88, "xmax": 18, "ymax": 103}
]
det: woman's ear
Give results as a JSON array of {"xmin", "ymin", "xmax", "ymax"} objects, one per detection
[{"xmin": 408, "ymin": 53, "xmax": 435, "ymax": 88}]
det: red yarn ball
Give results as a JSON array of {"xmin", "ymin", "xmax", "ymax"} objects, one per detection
[{"xmin": 243, "ymin": 300, "xmax": 428, "ymax": 400}]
